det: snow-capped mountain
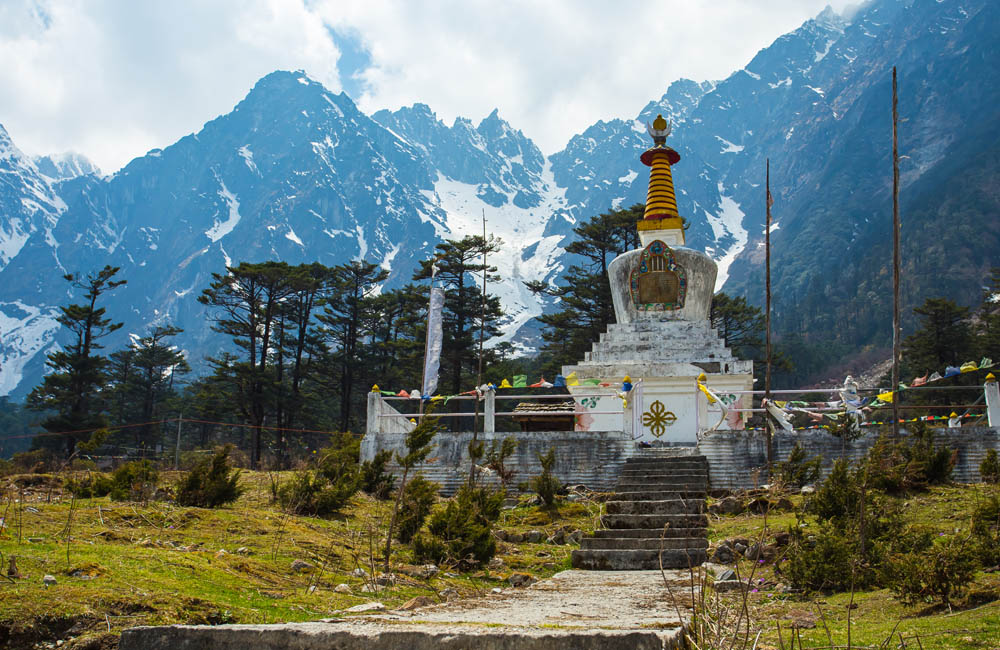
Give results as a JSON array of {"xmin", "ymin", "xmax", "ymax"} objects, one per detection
[{"xmin": 1, "ymin": 0, "xmax": 996, "ymax": 397}]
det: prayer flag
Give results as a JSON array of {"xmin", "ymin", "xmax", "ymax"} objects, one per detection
[
  {"xmin": 513, "ymin": 375, "xmax": 527, "ymax": 388},
  {"xmin": 877, "ymin": 391, "xmax": 894, "ymax": 403},
  {"xmin": 421, "ymin": 287, "xmax": 445, "ymax": 397},
  {"xmin": 565, "ymin": 372, "xmax": 580, "ymax": 386},
  {"xmin": 499, "ymin": 378, "xmax": 513, "ymax": 389}
]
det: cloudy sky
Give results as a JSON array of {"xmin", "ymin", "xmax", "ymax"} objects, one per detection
[{"xmin": 0, "ymin": 0, "xmax": 851, "ymax": 173}]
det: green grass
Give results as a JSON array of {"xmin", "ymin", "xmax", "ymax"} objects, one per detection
[
  {"xmin": 0, "ymin": 471, "xmax": 597, "ymax": 649},
  {"xmin": 704, "ymin": 484, "xmax": 1000, "ymax": 649}
]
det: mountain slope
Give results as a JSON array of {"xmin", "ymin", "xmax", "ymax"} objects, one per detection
[{"xmin": 0, "ymin": 0, "xmax": 997, "ymax": 396}]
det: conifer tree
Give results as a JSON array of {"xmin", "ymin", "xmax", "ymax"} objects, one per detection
[
  {"xmin": 413, "ymin": 235, "xmax": 504, "ymax": 395},
  {"xmin": 28, "ymin": 265, "xmax": 126, "ymax": 456},
  {"xmin": 526, "ymin": 204, "xmax": 641, "ymax": 373}
]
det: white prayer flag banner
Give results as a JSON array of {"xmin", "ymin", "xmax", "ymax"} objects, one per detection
[{"xmin": 422, "ymin": 286, "xmax": 445, "ymax": 397}]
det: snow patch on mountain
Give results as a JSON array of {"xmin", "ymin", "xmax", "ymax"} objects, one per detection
[
  {"xmin": 206, "ymin": 179, "xmax": 241, "ymax": 242},
  {"xmin": 0, "ymin": 301, "xmax": 61, "ymax": 395},
  {"xmin": 429, "ymin": 160, "xmax": 568, "ymax": 345},
  {"xmin": 706, "ymin": 183, "xmax": 748, "ymax": 289}
]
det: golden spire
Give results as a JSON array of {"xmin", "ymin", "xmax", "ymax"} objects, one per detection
[{"xmin": 638, "ymin": 114, "xmax": 684, "ymax": 241}]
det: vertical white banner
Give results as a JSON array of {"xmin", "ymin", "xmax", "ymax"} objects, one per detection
[{"xmin": 421, "ymin": 286, "xmax": 445, "ymax": 397}]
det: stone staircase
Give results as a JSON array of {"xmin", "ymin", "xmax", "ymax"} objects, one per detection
[{"xmin": 571, "ymin": 453, "xmax": 709, "ymax": 570}]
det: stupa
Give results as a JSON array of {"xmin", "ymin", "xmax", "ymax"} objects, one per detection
[{"xmin": 563, "ymin": 115, "xmax": 753, "ymax": 445}]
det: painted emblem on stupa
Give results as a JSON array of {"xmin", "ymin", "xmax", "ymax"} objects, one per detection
[{"xmin": 629, "ymin": 239, "xmax": 687, "ymax": 310}]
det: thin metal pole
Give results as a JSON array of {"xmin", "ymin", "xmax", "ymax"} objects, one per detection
[
  {"xmin": 469, "ymin": 211, "xmax": 487, "ymax": 487},
  {"xmin": 765, "ymin": 159, "xmax": 773, "ymax": 473},
  {"xmin": 892, "ymin": 67, "xmax": 901, "ymax": 439},
  {"xmin": 174, "ymin": 415, "xmax": 182, "ymax": 470}
]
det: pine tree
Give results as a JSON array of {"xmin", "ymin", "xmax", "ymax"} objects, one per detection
[
  {"xmin": 901, "ymin": 297, "xmax": 975, "ymax": 376},
  {"xmin": 413, "ymin": 235, "xmax": 504, "ymax": 395},
  {"xmin": 318, "ymin": 260, "xmax": 388, "ymax": 431},
  {"xmin": 199, "ymin": 261, "xmax": 296, "ymax": 468},
  {"xmin": 107, "ymin": 325, "xmax": 189, "ymax": 451},
  {"xmin": 27, "ymin": 265, "xmax": 126, "ymax": 457},
  {"xmin": 526, "ymin": 204, "xmax": 642, "ymax": 373}
]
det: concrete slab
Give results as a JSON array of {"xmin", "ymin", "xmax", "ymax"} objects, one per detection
[{"xmin": 120, "ymin": 570, "xmax": 693, "ymax": 650}]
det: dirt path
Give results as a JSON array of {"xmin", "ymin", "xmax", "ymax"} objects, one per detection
[{"xmin": 121, "ymin": 569, "xmax": 694, "ymax": 649}]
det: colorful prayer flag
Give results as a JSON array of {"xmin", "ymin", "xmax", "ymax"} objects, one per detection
[{"xmin": 513, "ymin": 375, "xmax": 527, "ymax": 388}]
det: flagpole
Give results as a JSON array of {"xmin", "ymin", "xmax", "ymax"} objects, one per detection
[
  {"xmin": 469, "ymin": 211, "xmax": 488, "ymax": 487},
  {"xmin": 891, "ymin": 66, "xmax": 901, "ymax": 439},
  {"xmin": 765, "ymin": 158, "xmax": 774, "ymax": 473}
]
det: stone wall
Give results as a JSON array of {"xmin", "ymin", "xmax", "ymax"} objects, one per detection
[
  {"xmin": 698, "ymin": 426, "xmax": 1000, "ymax": 490},
  {"xmin": 361, "ymin": 429, "xmax": 632, "ymax": 495}
]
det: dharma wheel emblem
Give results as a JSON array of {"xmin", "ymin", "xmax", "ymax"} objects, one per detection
[{"xmin": 642, "ymin": 400, "xmax": 677, "ymax": 438}]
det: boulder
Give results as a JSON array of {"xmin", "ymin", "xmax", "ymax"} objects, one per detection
[
  {"xmin": 711, "ymin": 544, "xmax": 736, "ymax": 564},
  {"xmin": 508, "ymin": 572, "xmax": 537, "ymax": 588},
  {"xmin": 334, "ymin": 583, "xmax": 351, "ymax": 594},
  {"xmin": 399, "ymin": 596, "xmax": 435, "ymax": 611},
  {"xmin": 774, "ymin": 531, "xmax": 791, "ymax": 547},
  {"xmin": 709, "ymin": 496, "xmax": 745, "ymax": 516},
  {"xmin": 290, "ymin": 559, "xmax": 314, "ymax": 572},
  {"xmin": 525, "ymin": 530, "xmax": 544, "ymax": 543},
  {"xmin": 42, "ymin": 574, "xmax": 57, "ymax": 586},
  {"xmin": 800, "ymin": 485, "xmax": 816, "ymax": 495},
  {"xmin": 344, "ymin": 602, "xmax": 385, "ymax": 613},
  {"xmin": 352, "ymin": 568, "xmax": 368, "ymax": 578}
]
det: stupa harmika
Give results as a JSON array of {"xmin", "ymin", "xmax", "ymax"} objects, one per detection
[{"xmin": 563, "ymin": 114, "xmax": 753, "ymax": 445}]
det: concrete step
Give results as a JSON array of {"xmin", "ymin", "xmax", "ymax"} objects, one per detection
[
  {"xmin": 605, "ymin": 499, "xmax": 704, "ymax": 516},
  {"xmin": 571, "ymin": 548, "xmax": 707, "ymax": 570},
  {"xmin": 580, "ymin": 536, "xmax": 709, "ymax": 550},
  {"xmin": 591, "ymin": 527, "xmax": 707, "ymax": 539},
  {"xmin": 616, "ymin": 482, "xmax": 708, "ymax": 493},
  {"xmin": 618, "ymin": 470, "xmax": 708, "ymax": 480},
  {"xmin": 601, "ymin": 514, "xmax": 709, "ymax": 530},
  {"xmin": 625, "ymin": 456, "xmax": 707, "ymax": 465},
  {"xmin": 623, "ymin": 462, "xmax": 708, "ymax": 471},
  {"xmin": 612, "ymin": 490, "xmax": 707, "ymax": 501}
]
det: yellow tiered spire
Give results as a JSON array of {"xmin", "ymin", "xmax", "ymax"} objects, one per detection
[{"xmin": 638, "ymin": 114, "xmax": 684, "ymax": 242}]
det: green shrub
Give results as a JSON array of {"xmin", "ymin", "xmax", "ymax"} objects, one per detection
[
  {"xmin": 981, "ymin": 449, "xmax": 1000, "ymax": 484},
  {"xmin": 64, "ymin": 472, "xmax": 113, "ymax": 499},
  {"xmin": 10, "ymin": 449, "xmax": 57, "ymax": 473},
  {"xmin": 414, "ymin": 485, "xmax": 504, "ymax": 567},
  {"xmin": 785, "ymin": 524, "xmax": 856, "ymax": 592},
  {"xmin": 278, "ymin": 468, "xmax": 357, "ymax": 516},
  {"xmin": 864, "ymin": 427, "xmax": 954, "ymax": 494},
  {"xmin": 776, "ymin": 442, "xmax": 821, "ymax": 487},
  {"xmin": 485, "ymin": 437, "xmax": 518, "ymax": 488},
  {"xmin": 806, "ymin": 458, "xmax": 862, "ymax": 527},
  {"xmin": 109, "ymin": 460, "xmax": 158, "ymax": 501},
  {"xmin": 396, "ymin": 474, "xmax": 439, "ymax": 543},
  {"xmin": 972, "ymin": 492, "xmax": 1000, "ymax": 565},
  {"xmin": 886, "ymin": 535, "xmax": 977, "ymax": 608},
  {"xmin": 530, "ymin": 447, "xmax": 561, "ymax": 507},
  {"xmin": 175, "ymin": 447, "xmax": 244, "ymax": 508},
  {"xmin": 360, "ymin": 449, "xmax": 396, "ymax": 499}
]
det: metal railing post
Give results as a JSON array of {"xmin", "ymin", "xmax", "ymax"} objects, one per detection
[{"xmin": 485, "ymin": 390, "xmax": 495, "ymax": 433}]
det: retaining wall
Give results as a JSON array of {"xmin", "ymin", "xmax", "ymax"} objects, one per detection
[
  {"xmin": 361, "ymin": 429, "xmax": 632, "ymax": 495},
  {"xmin": 699, "ymin": 426, "xmax": 1000, "ymax": 490}
]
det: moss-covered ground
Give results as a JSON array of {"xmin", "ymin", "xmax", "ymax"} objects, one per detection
[
  {"xmin": 0, "ymin": 471, "xmax": 601, "ymax": 649},
  {"xmin": 704, "ymin": 484, "xmax": 1000, "ymax": 649}
]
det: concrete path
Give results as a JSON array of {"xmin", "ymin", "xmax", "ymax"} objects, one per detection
[{"xmin": 120, "ymin": 570, "xmax": 694, "ymax": 649}]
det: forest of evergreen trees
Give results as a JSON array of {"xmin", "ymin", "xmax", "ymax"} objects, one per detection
[{"xmin": 2, "ymin": 205, "xmax": 997, "ymax": 467}]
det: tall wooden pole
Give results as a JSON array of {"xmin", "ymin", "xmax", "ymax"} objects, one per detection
[
  {"xmin": 765, "ymin": 159, "xmax": 773, "ymax": 473},
  {"xmin": 891, "ymin": 67, "xmax": 901, "ymax": 439},
  {"xmin": 469, "ymin": 211, "xmax": 488, "ymax": 486}
]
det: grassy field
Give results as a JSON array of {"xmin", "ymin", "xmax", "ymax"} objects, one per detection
[
  {"xmin": 704, "ymin": 484, "xmax": 1000, "ymax": 650},
  {"xmin": 0, "ymin": 471, "xmax": 601, "ymax": 649},
  {"xmin": 3, "ymin": 469, "xmax": 999, "ymax": 649}
]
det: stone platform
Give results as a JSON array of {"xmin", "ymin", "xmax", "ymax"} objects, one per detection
[{"xmin": 120, "ymin": 570, "xmax": 691, "ymax": 650}]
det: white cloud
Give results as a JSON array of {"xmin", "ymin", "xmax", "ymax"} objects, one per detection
[
  {"xmin": 0, "ymin": 0, "xmax": 853, "ymax": 172},
  {"xmin": 0, "ymin": 0, "xmax": 340, "ymax": 172}
]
